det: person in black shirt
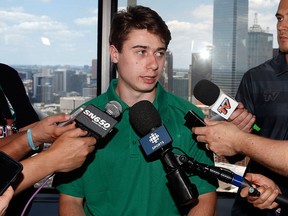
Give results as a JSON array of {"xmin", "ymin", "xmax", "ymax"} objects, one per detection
[
  {"xmin": 0, "ymin": 63, "xmax": 40, "ymax": 216},
  {"xmin": 193, "ymin": 1, "xmax": 288, "ymax": 215},
  {"xmin": 0, "ymin": 63, "xmax": 39, "ymax": 129}
]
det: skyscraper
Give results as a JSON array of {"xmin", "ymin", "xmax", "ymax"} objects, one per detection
[
  {"xmin": 212, "ymin": 0, "xmax": 248, "ymax": 97},
  {"xmin": 91, "ymin": 59, "xmax": 97, "ymax": 80},
  {"xmin": 159, "ymin": 50, "xmax": 173, "ymax": 92},
  {"xmin": 53, "ymin": 69, "xmax": 67, "ymax": 93},
  {"xmin": 248, "ymin": 13, "xmax": 273, "ymax": 69}
]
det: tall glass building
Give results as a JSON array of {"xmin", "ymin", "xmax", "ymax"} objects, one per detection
[
  {"xmin": 212, "ymin": 0, "xmax": 248, "ymax": 97},
  {"xmin": 248, "ymin": 19, "xmax": 273, "ymax": 69}
]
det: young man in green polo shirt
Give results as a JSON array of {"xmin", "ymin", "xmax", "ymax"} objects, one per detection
[{"xmin": 55, "ymin": 5, "xmax": 217, "ymax": 215}]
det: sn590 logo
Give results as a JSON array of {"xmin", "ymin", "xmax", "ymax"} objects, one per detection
[{"xmin": 83, "ymin": 109, "xmax": 111, "ymax": 129}]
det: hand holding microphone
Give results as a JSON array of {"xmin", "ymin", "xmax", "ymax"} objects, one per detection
[
  {"xmin": 58, "ymin": 101, "xmax": 122, "ymax": 140},
  {"xmin": 193, "ymin": 79, "xmax": 260, "ymax": 133},
  {"xmin": 177, "ymin": 154, "xmax": 288, "ymax": 208},
  {"xmin": 191, "ymin": 118, "xmax": 248, "ymax": 156},
  {"xmin": 240, "ymin": 173, "xmax": 282, "ymax": 210}
]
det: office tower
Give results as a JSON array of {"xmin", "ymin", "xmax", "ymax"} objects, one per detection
[
  {"xmin": 91, "ymin": 59, "xmax": 97, "ymax": 80},
  {"xmin": 159, "ymin": 50, "xmax": 173, "ymax": 92},
  {"xmin": 60, "ymin": 96, "xmax": 91, "ymax": 114},
  {"xmin": 173, "ymin": 75, "xmax": 189, "ymax": 100},
  {"xmin": 248, "ymin": 13, "xmax": 273, "ymax": 69},
  {"xmin": 67, "ymin": 71, "xmax": 87, "ymax": 96},
  {"xmin": 212, "ymin": 0, "xmax": 248, "ymax": 97},
  {"xmin": 82, "ymin": 87, "xmax": 97, "ymax": 98},
  {"xmin": 53, "ymin": 69, "xmax": 67, "ymax": 94},
  {"xmin": 190, "ymin": 48, "xmax": 212, "ymax": 99},
  {"xmin": 33, "ymin": 74, "xmax": 53, "ymax": 103}
]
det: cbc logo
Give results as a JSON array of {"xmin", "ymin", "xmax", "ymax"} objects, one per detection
[{"xmin": 149, "ymin": 133, "xmax": 160, "ymax": 144}]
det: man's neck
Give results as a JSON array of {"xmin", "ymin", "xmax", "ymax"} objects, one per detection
[{"xmin": 115, "ymin": 84, "xmax": 157, "ymax": 107}]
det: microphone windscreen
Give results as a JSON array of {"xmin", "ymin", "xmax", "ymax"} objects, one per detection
[
  {"xmin": 129, "ymin": 100, "xmax": 162, "ymax": 136},
  {"xmin": 105, "ymin": 101, "xmax": 122, "ymax": 118},
  {"xmin": 193, "ymin": 79, "xmax": 220, "ymax": 106}
]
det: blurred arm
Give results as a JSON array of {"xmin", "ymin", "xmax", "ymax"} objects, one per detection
[
  {"xmin": 59, "ymin": 194, "xmax": 85, "ymax": 216},
  {"xmin": 193, "ymin": 119, "xmax": 288, "ymax": 176},
  {"xmin": 14, "ymin": 128, "xmax": 96, "ymax": 194}
]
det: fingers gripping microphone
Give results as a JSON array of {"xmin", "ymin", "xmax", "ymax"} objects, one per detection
[
  {"xmin": 57, "ymin": 106, "xmax": 86, "ymax": 127},
  {"xmin": 193, "ymin": 79, "xmax": 260, "ymax": 131},
  {"xmin": 129, "ymin": 100, "xmax": 198, "ymax": 207},
  {"xmin": 177, "ymin": 154, "xmax": 288, "ymax": 207},
  {"xmin": 69, "ymin": 101, "xmax": 122, "ymax": 139}
]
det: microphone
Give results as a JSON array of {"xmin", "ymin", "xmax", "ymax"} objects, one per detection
[
  {"xmin": 73, "ymin": 101, "xmax": 122, "ymax": 139},
  {"xmin": 129, "ymin": 100, "xmax": 199, "ymax": 207},
  {"xmin": 177, "ymin": 154, "xmax": 288, "ymax": 207},
  {"xmin": 129, "ymin": 101, "xmax": 171, "ymax": 157},
  {"xmin": 193, "ymin": 79, "xmax": 260, "ymax": 132}
]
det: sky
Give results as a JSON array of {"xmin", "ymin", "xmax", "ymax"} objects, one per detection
[{"xmin": 0, "ymin": 0, "xmax": 280, "ymax": 69}]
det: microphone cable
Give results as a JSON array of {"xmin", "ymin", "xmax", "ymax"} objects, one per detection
[{"xmin": 20, "ymin": 173, "xmax": 55, "ymax": 216}]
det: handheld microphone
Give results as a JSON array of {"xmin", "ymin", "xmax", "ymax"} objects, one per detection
[
  {"xmin": 129, "ymin": 101, "xmax": 171, "ymax": 157},
  {"xmin": 74, "ymin": 101, "xmax": 122, "ymax": 139},
  {"xmin": 193, "ymin": 79, "xmax": 260, "ymax": 132},
  {"xmin": 129, "ymin": 100, "xmax": 199, "ymax": 207},
  {"xmin": 177, "ymin": 154, "xmax": 288, "ymax": 207}
]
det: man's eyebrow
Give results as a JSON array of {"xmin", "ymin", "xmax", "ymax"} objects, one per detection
[
  {"xmin": 275, "ymin": 12, "xmax": 288, "ymax": 17},
  {"xmin": 157, "ymin": 47, "xmax": 167, "ymax": 51},
  {"xmin": 132, "ymin": 45, "xmax": 166, "ymax": 51},
  {"xmin": 132, "ymin": 45, "xmax": 148, "ymax": 49}
]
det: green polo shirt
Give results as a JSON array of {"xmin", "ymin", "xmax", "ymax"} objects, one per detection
[{"xmin": 55, "ymin": 79, "xmax": 217, "ymax": 215}]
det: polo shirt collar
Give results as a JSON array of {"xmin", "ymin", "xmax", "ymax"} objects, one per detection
[
  {"xmin": 273, "ymin": 51, "xmax": 288, "ymax": 76},
  {"xmin": 151, "ymin": 83, "xmax": 168, "ymax": 111},
  {"xmin": 106, "ymin": 79, "xmax": 130, "ymax": 112},
  {"xmin": 152, "ymin": 83, "xmax": 170, "ymax": 123},
  {"xmin": 106, "ymin": 79, "xmax": 168, "ymax": 111}
]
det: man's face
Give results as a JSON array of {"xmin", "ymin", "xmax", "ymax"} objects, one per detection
[
  {"xmin": 276, "ymin": 0, "xmax": 288, "ymax": 53},
  {"xmin": 110, "ymin": 29, "xmax": 166, "ymax": 94}
]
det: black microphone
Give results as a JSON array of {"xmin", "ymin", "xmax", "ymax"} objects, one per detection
[
  {"xmin": 129, "ymin": 100, "xmax": 199, "ymax": 207},
  {"xmin": 177, "ymin": 154, "xmax": 288, "ymax": 207},
  {"xmin": 193, "ymin": 79, "xmax": 260, "ymax": 132},
  {"xmin": 73, "ymin": 101, "xmax": 122, "ymax": 139}
]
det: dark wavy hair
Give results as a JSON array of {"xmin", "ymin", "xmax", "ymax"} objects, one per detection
[{"xmin": 109, "ymin": 5, "xmax": 171, "ymax": 52}]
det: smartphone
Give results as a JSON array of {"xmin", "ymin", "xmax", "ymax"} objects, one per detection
[
  {"xmin": 184, "ymin": 110, "xmax": 206, "ymax": 128},
  {"xmin": 0, "ymin": 151, "xmax": 23, "ymax": 195},
  {"xmin": 57, "ymin": 106, "xmax": 85, "ymax": 127}
]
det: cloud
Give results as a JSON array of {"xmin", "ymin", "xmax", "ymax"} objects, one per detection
[
  {"xmin": 74, "ymin": 16, "xmax": 97, "ymax": 26},
  {"xmin": 249, "ymin": 0, "xmax": 279, "ymax": 8},
  {"xmin": 0, "ymin": 8, "xmax": 87, "ymax": 44},
  {"xmin": 74, "ymin": 8, "xmax": 98, "ymax": 26},
  {"xmin": 165, "ymin": 4, "xmax": 213, "ymax": 68},
  {"xmin": 191, "ymin": 4, "xmax": 213, "ymax": 21},
  {"xmin": 167, "ymin": 20, "xmax": 191, "ymax": 32},
  {"xmin": 0, "ymin": 10, "xmax": 34, "ymax": 22},
  {"xmin": 17, "ymin": 20, "xmax": 66, "ymax": 31},
  {"xmin": 0, "ymin": 10, "xmax": 67, "ymax": 31}
]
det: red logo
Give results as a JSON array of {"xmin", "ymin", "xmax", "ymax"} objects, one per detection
[{"xmin": 217, "ymin": 97, "xmax": 231, "ymax": 115}]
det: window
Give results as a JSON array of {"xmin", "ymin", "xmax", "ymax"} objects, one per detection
[
  {"xmin": 1, "ymin": 0, "xmax": 98, "ymax": 115},
  {"xmin": 1, "ymin": 0, "xmax": 280, "ymax": 195}
]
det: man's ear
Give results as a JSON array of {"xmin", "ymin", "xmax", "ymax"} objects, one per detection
[{"xmin": 110, "ymin": 45, "xmax": 119, "ymax": 63}]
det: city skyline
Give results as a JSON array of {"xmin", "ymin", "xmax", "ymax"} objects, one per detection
[{"xmin": 0, "ymin": 0, "xmax": 279, "ymax": 69}]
